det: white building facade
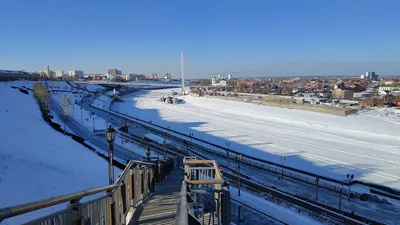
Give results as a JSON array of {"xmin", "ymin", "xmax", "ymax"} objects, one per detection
[
  {"xmin": 55, "ymin": 70, "xmax": 64, "ymax": 78},
  {"xmin": 69, "ymin": 70, "xmax": 84, "ymax": 78}
]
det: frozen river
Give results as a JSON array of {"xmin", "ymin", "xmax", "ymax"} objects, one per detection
[{"xmin": 112, "ymin": 89, "xmax": 400, "ymax": 189}]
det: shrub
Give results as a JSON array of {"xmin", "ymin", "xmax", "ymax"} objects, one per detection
[{"xmin": 19, "ymin": 89, "xmax": 29, "ymax": 95}]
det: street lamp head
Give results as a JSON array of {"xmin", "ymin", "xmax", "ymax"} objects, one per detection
[
  {"xmin": 105, "ymin": 125, "xmax": 116, "ymax": 143},
  {"xmin": 145, "ymin": 147, "xmax": 151, "ymax": 157}
]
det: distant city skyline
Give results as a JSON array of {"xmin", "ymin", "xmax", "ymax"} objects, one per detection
[
  {"xmin": 5, "ymin": 61, "xmax": 400, "ymax": 79},
  {"xmin": 1, "ymin": 0, "xmax": 400, "ymax": 78}
]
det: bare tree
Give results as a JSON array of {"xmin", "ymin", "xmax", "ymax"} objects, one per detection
[
  {"xmin": 199, "ymin": 79, "xmax": 211, "ymax": 86},
  {"xmin": 111, "ymin": 76, "xmax": 125, "ymax": 82},
  {"xmin": 33, "ymin": 82, "xmax": 50, "ymax": 115},
  {"xmin": 60, "ymin": 94, "xmax": 72, "ymax": 135}
]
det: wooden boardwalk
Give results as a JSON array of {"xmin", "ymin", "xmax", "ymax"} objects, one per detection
[{"xmin": 130, "ymin": 168, "xmax": 183, "ymax": 225}]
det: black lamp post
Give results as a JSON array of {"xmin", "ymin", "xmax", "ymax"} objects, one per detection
[
  {"xmin": 189, "ymin": 133, "xmax": 194, "ymax": 143},
  {"xmin": 280, "ymin": 156, "xmax": 286, "ymax": 180},
  {"xmin": 339, "ymin": 183, "xmax": 343, "ymax": 211},
  {"xmin": 105, "ymin": 126, "xmax": 116, "ymax": 185},
  {"xmin": 80, "ymin": 106, "xmax": 83, "ymax": 123},
  {"xmin": 226, "ymin": 142, "xmax": 231, "ymax": 168},
  {"xmin": 347, "ymin": 174, "xmax": 354, "ymax": 201},
  {"xmin": 236, "ymin": 153, "xmax": 243, "ymax": 196},
  {"xmin": 92, "ymin": 113, "xmax": 96, "ymax": 133},
  {"xmin": 145, "ymin": 147, "xmax": 151, "ymax": 161}
]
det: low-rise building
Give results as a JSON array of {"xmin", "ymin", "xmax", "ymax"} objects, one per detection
[
  {"xmin": 353, "ymin": 91, "xmax": 373, "ymax": 98},
  {"xmin": 332, "ymin": 88, "xmax": 354, "ymax": 99},
  {"xmin": 87, "ymin": 74, "xmax": 104, "ymax": 80},
  {"xmin": 211, "ymin": 77, "xmax": 227, "ymax": 87},
  {"xmin": 0, "ymin": 70, "xmax": 33, "ymax": 81},
  {"xmin": 38, "ymin": 70, "xmax": 56, "ymax": 78},
  {"xmin": 379, "ymin": 84, "xmax": 400, "ymax": 92},
  {"xmin": 390, "ymin": 90, "xmax": 400, "ymax": 98},
  {"xmin": 236, "ymin": 81, "xmax": 254, "ymax": 88},
  {"xmin": 124, "ymin": 73, "xmax": 146, "ymax": 81},
  {"xmin": 357, "ymin": 100, "xmax": 375, "ymax": 107},
  {"xmin": 384, "ymin": 81, "xmax": 394, "ymax": 85}
]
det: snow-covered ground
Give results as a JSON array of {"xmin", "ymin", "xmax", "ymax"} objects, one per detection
[
  {"xmin": 359, "ymin": 107, "xmax": 400, "ymax": 125},
  {"xmin": 145, "ymin": 133, "xmax": 172, "ymax": 145},
  {"xmin": 112, "ymin": 89, "xmax": 400, "ymax": 189},
  {"xmin": 230, "ymin": 187, "xmax": 322, "ymax": 225},
  {"xmin": 45, "ymin": 81, "xmax": 104, "ymax": 93},
  {"xmin": 50, "ymin": 88, "xmax": 153, "ymax": 161},
  {"xmin": 91, "ymin": 95, "xmax": 113, "ymax": 109},
  {"xmin": 74, "ymin": 83, "xmax": 104, "ymax": 92},
  {"xmin": 0, "ymin": 81, "xmax": 120, "ymax": 224}
]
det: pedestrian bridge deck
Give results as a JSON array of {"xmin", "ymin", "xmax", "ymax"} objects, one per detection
[{"xmin": 130, "ymin": 168, "xmax": 183, "ymax": 225}]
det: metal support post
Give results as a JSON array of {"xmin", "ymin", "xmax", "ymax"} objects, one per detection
[
  {"xmin": 339, "ymin": 184, "xmax": 343, "ymax": 212},
  {"xmin": 226, "ymin": 151, "xmax": 229, "ymax": 168},
  {"xmin": 347, "ymin": 174, "xmax": 354, "ymax": 201},
  {"xmin": 238, "ymin": 154, "xmax": 242, "ymax": 196},
  {"xmin": 92, "ymin": 114, "xmax": 95, "ymax": 133},
  {"xmin": 200, "ymin": 126, "xmax": 203, "ymax": 147},
  {"xmin": 238, "ymin": 206, "xmax": 241, "ymax": 225},
  {"xmin": 109, "ymin": 142, "xmax": 114, "ymax": 185},
  {"xmin": 280, "ymin": 156, "xmax": 286, "ymax": 180},
  {"xmin": 226, "ymin": 142, "xmax": 230, "ymax": 168},
  {"xmin": 68, "ymin": 199, "xmax": 82, "ymax": 225}
]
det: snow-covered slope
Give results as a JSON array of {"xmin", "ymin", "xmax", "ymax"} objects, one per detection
[
  {"xmin": 112, "ymin": 89, "xmax": 400, "ymax": 189},
  {"xmin": 0, "ymin": 81, "xmax": 119, "ymax": 224},
  {"xmin": 230, "ymin": 187, "xmax": 322, "ymax": 225}
]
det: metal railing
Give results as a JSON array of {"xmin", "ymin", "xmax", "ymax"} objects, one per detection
[
  {"xmin": 0, "ymin": 158, "xmax": 175, "ymax": 225},
  {"xmin": 230, "ymin": 198, "xmax": 288, "ymax": 225},
  {"xmin": 175, "ymin": 157, "xmax": 230, "ymax": 225}
]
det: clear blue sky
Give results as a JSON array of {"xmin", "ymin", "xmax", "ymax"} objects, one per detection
[{"xmin": 1, "ymin": 0, "xmax": 400, "ymax": 78}]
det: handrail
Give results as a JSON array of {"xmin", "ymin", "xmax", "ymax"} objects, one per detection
[
  {"xmin": 213, "ymin": 161, "xmax": 223, "ymax": 180},
  {"xmin": 178, "ymin": 157, "xmax": 230, "ymax": 225},
  {"xmin": 0, "ymin": 184, "xmax": 117, "ymax": 222},
  {"xmin": 115, "ymin": 160, "xmax": 134, "ymax": 185},
  {"xmin": 186, "ymin": 179, "xmax": 225, "ymax": 185},
  {"xmin": 130, "ymin": 160, "xmax": 156, "ymax": 166},
  {"xmin": 0, "ymin": 158, "xmax": 175, "ymax": 224},
  {"xmin": 231, "ymin": 198, "xmax": 288, "ymax": 225},
  {"xmin": 184, "ymin": 159, "xmax": 213, "ymax": 164},
  {"xmin": 175, "ymin": 182, "xmax": 189, "ymax": 225}
]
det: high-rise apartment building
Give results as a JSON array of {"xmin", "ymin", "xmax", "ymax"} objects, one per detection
[
  {"xmin": 108, "ymin": 69, "xmax": 122, "ymax": 77},
  {"xmin": 366, "ymin": 72, "xmax": 378, "ymax": 80}
]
